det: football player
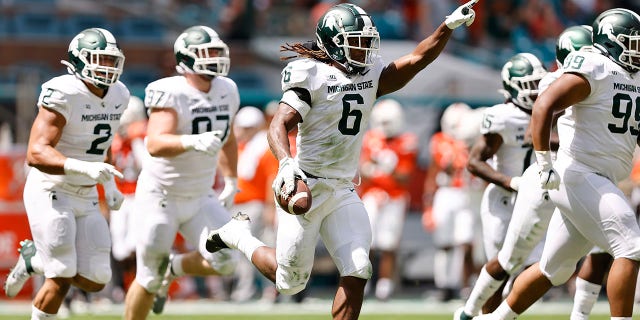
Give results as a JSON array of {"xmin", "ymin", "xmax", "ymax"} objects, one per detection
[
  {"xmin": 204, "ymin": 2, "xmax": 477, "ymax": 319},
  {"xmin": 476, "ymin": 8, "xmax": 640, "ymax": 320},
  {"xmin": 466, "ymin": 52, "xmax": 548, "ymax": 312},
  {"xmin": 108, "ymin": 95, "xmax": 148, "ymax": 302},
  {"xmin": 455, "ymin": 24, "xmax": 593, "ymax": 320},
  {"xmin": 3, "ymin": 28, "xmax": 129, "ymax": 320},
  {"xmin": 123, "ymin": 25, "xmax": 240, "ymax": 319},
  {"xmin": 425, "ymin": 102, "xmax": 484, "ymax": 302},
  {"xmin": 359, "ymin": 99, "xmax": 418, "ymax": 301}
]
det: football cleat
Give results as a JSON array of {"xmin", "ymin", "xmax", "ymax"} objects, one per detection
[
  {"xmin": 4, "ymin": 239, "xmax": 36, "ymax": 298},
  {"xmin": 152, "ymin": 254, "xmax": 176, "ymax": 314},
  {"xmin": 205, "ymin": 212, "xmax": 251, "ymax": 253},
  {"xmin": 453, "ymin": 307, "xmax": 475, "ymax": 320}
]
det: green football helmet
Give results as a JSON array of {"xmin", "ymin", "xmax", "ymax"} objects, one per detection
[
  {"xmin": 500, "ymin": 53, "xmax": 547, "ymax": 110},
  {"xmin": 593, "ymin": 8, "xmax": 640, "ymax": 73},
  {"xmin": 315, "ymin": 3, "xmax": 380, "ymax": 74},
  {"xmin": 61, "ymin": 28, "xmax": 125, "ymax": 89},
  {"xmin": 174, "ymin": 25, "xmax": 230, "ymax": 77},
  {"xmin": 555, "ymin": 25, "xmax": 593, "ymax": 67}
]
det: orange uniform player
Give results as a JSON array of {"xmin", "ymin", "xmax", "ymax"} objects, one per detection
[{"xmin": 359, "ymin": 99, "xmax": 418, "ymax": 301}]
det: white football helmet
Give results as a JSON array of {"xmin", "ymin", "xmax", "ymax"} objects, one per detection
[
  {"xmin": 174, "ymin": 25, "xmax": 230, "ymax": 77},
  {"xmin": 440, "ymin": 102, "xmax": 471, "ymax": 139},
  {"xmin": 61, "ymin": 28, "xmax": 125, "ymax": 89},
  {"xmin": 499, "ymin": 53, "xmax": 547, "ymax": 110},
  {"xmin": 371, "ymin": 99, "xmax": 404, "ymax": 138}
]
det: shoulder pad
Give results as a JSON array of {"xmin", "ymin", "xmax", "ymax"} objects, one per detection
[
  {"xmin": 480, "ymin": 104, "xmax": 509, "ymax": 134},
  {"xmin": 562, "ymin": 51, "xmax": 607, "ymax": 81},
  {"xmin": 144, "ymin": 77, "xmax": 181, "ymax": 108},
  {"xmin": 282, "ymin": 59, "xmax": 317, "ymax": 91}
]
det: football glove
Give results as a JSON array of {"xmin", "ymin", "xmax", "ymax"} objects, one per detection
[
  {"xmin": 445, "ymin": 0, "xmax": 478, "ymax": 29},
  {"xmin": 102, "ymin": 176, "xmax": 124, "ymax": 210},
  {"xmin": 218, "ymin": 177, "xmax": 239, "ymax": 210},
  {"xmin": 63, "ymin": 158, "xmax": 123, "ymax": 184},
  {"xmin": 509, "ymin": 176, "xmax": 521, "ymax": 192},
  {"xmin": 180, "ymin": 130, "xmax": 223, "ymax": 156},
  {"xmin": 272, "ymin": 157, "xmax": 307, "ymax": 198},
  {"xmin": 535, "ymin": 150, "xmax": 560, "ymax": 190}
]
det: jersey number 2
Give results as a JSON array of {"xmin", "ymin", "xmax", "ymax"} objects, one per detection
[{"xmin": 87, "ymin": 123, "xmax": 112, "ymax": 155}]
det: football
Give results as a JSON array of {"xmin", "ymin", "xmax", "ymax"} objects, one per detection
[{"xmin": 276, "ymin": 177, "xmax": 312, "ymax": 215}]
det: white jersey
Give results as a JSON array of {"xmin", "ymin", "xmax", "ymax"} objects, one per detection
[
  {"xmin": 280, "ymin": 56, "xmax": 385, "ymax": 179},
  {"xmin": 539, "ymin": 69, "xmax": 562, "ymax": 93},
  {"xmin": 480, "ymin": 102, "xmax": 532, "ymax": 177},
  {"xmin": 34, "ymin": 74, "xmax": 130, "ymax": 186},
  {"xmin": 140, "ymin": 75, "xmax": 240, "ymax": 196},
  {"xmin": 556, "ymin": 50, "xmax": 640, "ymax": 183}
]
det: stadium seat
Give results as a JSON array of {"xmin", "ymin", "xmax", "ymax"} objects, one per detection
[
  {"xmin": 62, "ymin": 15, "xmax": 111, "ymax": 36},
  {"xmin": 0, "ymin": 15, "xmax": 12, "ymax": 39},
  {"xmin": 119, "ymin": 66, "xmax": 160, "ymax": 87},
  {"xmin": 118, "ymin": 17, "xmax": 165, "ymax": 42},
  {"xmin": 369, "ymin": 12, "xmax": 407, "ymax": 40},
  {"xmin": 13, "ymin": 13, "xmax": 63, "ymax": 39},
  {"xmin": 228, "ymin": 69, "xmax": 266, "ymax": 89}
]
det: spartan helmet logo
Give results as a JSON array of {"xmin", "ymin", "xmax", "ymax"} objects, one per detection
[
  {"xmin": 324, "ymin": 14, "xmax": 340, "ymax": 33},
  {"xmin": 558, "ymin": 34, "xmax": 574, "ymax": 52},
  {"xmin": 599, "ymin": 21, "xmax": 620, "ymax": 44}
]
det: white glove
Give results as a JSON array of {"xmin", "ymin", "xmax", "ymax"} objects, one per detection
[
  {"xmin": 63, "ymin": 158, "xmax": 123, "ymax": 184},
  {"xmin": 272, "ymin": 157, "xmax": 307, "ymax": 197},
  {"xmin": 535, "ymin": 150, "xmax": 560, "ymax": 190},
  {"xmin": 509, "ymin": 176, "xmax": 521, "ymax": 192},
  {"xmin": 218, "ymin": 177, "xmax": 239, "ymax": 210},
  {"xmin": 445, "ymin": 0, "xmax": 478, "ymax": 29},
  {"xmin": 102, "ymin": 177, "xmax": 124, "ymax": 210},
  {"xmin": 180, "ymin": 130, "xmax": 223, "ymax": 156}
]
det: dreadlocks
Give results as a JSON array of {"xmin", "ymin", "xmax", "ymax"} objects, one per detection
[{"xmin": 280, "ymin": 41, "xmax": 332, "ymax": 64}]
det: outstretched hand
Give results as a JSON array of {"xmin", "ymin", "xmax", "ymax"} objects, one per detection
[{"xmin": 445, "ymin": 0, "xmax": 478, "ymax": 29}]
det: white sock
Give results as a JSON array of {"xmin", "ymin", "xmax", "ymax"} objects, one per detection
[
  {"xmin": 433, "ymin": 249, "xmax": 449, "ymax": 289},
  {"xmin": 238, "ymin": 237, "xmax": 266, "ymax": 262},
  {"xmin": 170, "ymin": 254, "xmax": 185, "ymax": 276},
  {"xmin": 463, "ymin": 266, "xmax": 505, "ymax": 316},
  {"xmin": 31, "ymin": 305, "xmax": 56, "ymax": 319},
  {"xmin": 494, "ymin": 301, "xmax": 519, "ymax": 320},
  {"xmin": 570, "ymin": 277, "xmax": 601, "ymax": 320},
  {"xmin": 30, "ymin": 252, "xmax": 44, "ymax": 275}
]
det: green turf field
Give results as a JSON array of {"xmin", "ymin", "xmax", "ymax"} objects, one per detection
[
  {"xmin": 0, "ymin": 315, "xmax": 618, "ymax": 320},
  {"xmin": 0, "ymin": 316, "xmax": 617, "ymax": 320},
  {"xmin": 0, "ymin": 297, "xmax": 625, "ymax": 319}
]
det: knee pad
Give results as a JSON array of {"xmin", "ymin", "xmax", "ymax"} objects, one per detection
[
  {"xmin": 275, "ymin": 265, "xmax": 311, "ymax": 295},
  {"xmin": 45, "ymin": 213, "xmax": 76, "ymax": 278},
  {"xmin": 77, "ymin": 214, "xmax": 112, "ymax": 284},
  {"xmin": 540, "ymin": 258, "xmax": 576, "ymax": 286},
  {"xmin": 277, "ymin": 283, "xmax": 306, "ymax": 296},
  {"xmin": 90, "ymin": 266, "xmax": 112, "ymax": 285},
  {"xmin": 335, "ymin": 244, "xmax": 372, "ymax": 280}
]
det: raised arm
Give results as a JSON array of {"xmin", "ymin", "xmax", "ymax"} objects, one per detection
[{"xmin": 377, "ymin": 0, "xmax": 478, "ymax": 97}]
